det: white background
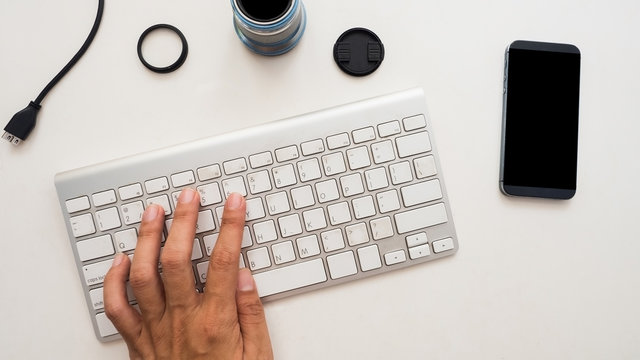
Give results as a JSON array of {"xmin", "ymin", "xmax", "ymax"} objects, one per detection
[{"xmin": 1, "ymin": 0, "xmax": 639, "ymax": 359}]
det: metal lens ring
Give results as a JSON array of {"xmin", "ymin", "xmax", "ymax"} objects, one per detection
[
  {"xmin": 231, "ymin": 0, "xmax": 306, "ymax": 56},
  {"xmin": 137, "ymin": 24, "xmax": 189, "ymax": 74}
]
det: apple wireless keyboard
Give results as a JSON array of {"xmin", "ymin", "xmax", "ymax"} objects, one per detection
[{"xmin": 55, "ymin": 88, "xmax": 459, "ymax": 341}]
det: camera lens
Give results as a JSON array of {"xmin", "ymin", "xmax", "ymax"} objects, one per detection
[{"xmin": 231, "ymin": 0, "xmax": 307, "ymax": 56}]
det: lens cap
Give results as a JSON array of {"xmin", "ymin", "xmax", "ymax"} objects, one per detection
[{"xmin": 333, "ymin": 27, "xmax": 385, "ymax": 77}]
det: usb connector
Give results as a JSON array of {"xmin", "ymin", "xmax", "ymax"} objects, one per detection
[{"xmin": 3, "ymin": 102, "xmax": 40, "ymax": 146}]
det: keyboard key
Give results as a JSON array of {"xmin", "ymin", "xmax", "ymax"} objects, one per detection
[
  {"xmin": 249, "ymin": 151, "xmax": 273, "ymax": 168},
  {"xmin": 96, "ymin": 312, "xmax": 118, "ymax": 338},
  {"xmin": 402, "ymin": 114, "xmax": 427, "ymax": 131},
  {"xmin": 83, "ymin": 258, "xmax": 113, "ymax": 285},
  {"xmin": 66, "ymin": 196, "xmax": 90, "ymax": 213},
  {"xmin": 326, "ymin": 251, "xmax": 357, "ymax": 279},
  {"xmin": 291, "ymin": 185, "xmax": 315, "ymax": 209},
  {"xmin": 197, "ymin": 183, "xmax": 223, "ymax": 206},
  {"xmin": 195, "ymin": 210, "xmax": 216, "ymax": 234},
  {"xmin": 376, "ymin": 189, "xmax": 401, "ymax": 214},
  {"xmin": 300, "ymin": 139, "xmax": 324, "ymax": 156},
  {"xmin": 254, "ymin": 220, "xmax": 278, "ymax": 244},
  {"xmin": 321, "ymin": 229, "xmax": 345, "ymax": 252},
  {"xmin": 247, "ymin": 247, "xmax": 271, "ymax": 270},
  {"xmin": 245, "ymin": 198, "xmax": 266, "ymax": 221},
  {"xmin": 171, "ymin": 170, "xmax": 196, "ymax": 188},
  {"xmin": 275, "ymin": 145, "xmax": 299, "ymax": 162},
  {"xmin": 196, "ymin": 261, "xmax": 210, "ymax": 283},
  {"xmin": 241, "ymin": 226, "xmax": 253, "ymax": 248},
  {"xmin": 145, "ymin": 177, "xmax": 169, "ymax": 194},
  {"xmin": 394, "ymin": 203, "xmax": 448, "ymax": 234},
  {"xmin": 432, "ymin": 237, "xmax": 455, "ymax": 253},
  {"xmin": 272, "ymin": 164, "xmax": 297, "ymax": 188},
  {"xmin": 247, "ymin": 170, "xmax": 273, "ymax": 194},
  {"xmin": 409, "ymin": 244, "xmax": 431, "ymax": 259},
  {"xmin": 70, "ymin": 213, "xmax": 96, "ymax": 238},
  {"xmin": 396, "ymin": 131, "xmax": 432, "ymax": 158},
  {"xmin": 191, "ymin": 239, "xmax": 204, "ymax": 260},
  {"xmin": 223, "ymin": 158, "xmax": 248, "ymax": 175},
  {"xmin": 197, "ymin": 164, "xmax": 222, "ymax": 181},
  {"xmin": 377, "ymin": 120, "xmax": 401, "ymax": 137},
  {"xmin": 272, "ymin": 241, "xmax": 296, "ymax": 265},
  {"xmin": 302, "ymin": 208, "xmax": 327, "ymax": 232},
  {"xmin": 352, "ymin": 127, "xmax": 376, "ymax": 143},
  {"xmin": 389, "ymin": 161, "xmax": 413, "ymax": 185},
  {"xmin": 406, "ymin": 232, "xmax": 428, "ymax": 247},
  {"xmin": 327, "ymin": 133, "xmax": 350, "ymax": 149},
  {"xmin": 114, "ymin": 228, "xmax": 138, "ymax": 252},
  {"xmin": 327, "ymin": 202, "xmax": 352, "ymax": 225},
  {"xmin": 118, "ymin": 183, "xmax": 143, "ymax": 200},
  {"xmin": 297, "ymin": 158, "xmax": 322, "ymax": 182},
  {"xmin": 203, "ymin": 233, "xmax": 219, "ymax": 256},
  {"xmin": 92, "ymin": 190, "xmax": 117, "ymax": 207},
  {"xmin": 222, "ymin": 176, "xmax": 247, "ymax": 197},
  {"xmin": 296, "ymin": 235, "xmax": 320, "ymax": 258},
  {"xmin": 352, "ymin": 195, "xmax": 376, "ymax": 219},
  {"xmin": 339, "ymin": 173, "xmax": 365, "ymax": 197},
  {"xmin": 401, "ymin": 179, "xmax": 442, "ymax": 207},
  {"xmin": 322, "ymin": 152, "xmax": 347, "ymax": 176},
  {"xmin": 346, "ymin": 146, "xmax": 371, "ymax": 170},
  {"xmin": 371, "ymin": 140, "xmax": 396, "ymax": 164},
  {"xmin": 384, "ymin": 250, "xmax": 407, "ymax": 265},
  {"xmin": 370, "ymin": 216, "xmax": 394, "ymax": 240},
  {"xmin": 266, "ymin": 191, "xmax": 290, "ymax": 215},
  {"xmin": 414, "ymin": 155, "xmax": 437, "ymax": 179},
  {"xmin": 95, "ymin": 207, "xmax": 121, "ymax": 232},
  {"xmin": 121, "ymin": 201, "xmax": 144, "ymax": 225},
  {"xmin": 76, "ymin": 234, "xmax": 115, "ymax": 261},
  {"xmin": 315, "ymin": 179, "xmax": 340, "ymax": 203},
  {"xmin": 364, "ymin": 167, "xmax": 389, "ymax": 191},
  {"xmin": 345, "ymin": 222, "xmax": 369, "ymax": 246},
  {"xmin": 147, "ymin": 195, "xmax": 172, "ymax": 215},
  {"xmin": 253, "ymin": 258, "xmax": 327, "ymax": 297},
  {"xmin": 197, "ymin": 256, "xmax": 246, "ymax": 283},
  {"xmin": 278, "ymin": 214, "xmax": 302, "ymax": 237},
  {"xmin": 357, "ymin": 245, "xmax": 382, "ymax": 271},
  {"xmin": 89, "ymin": 288, "xmax": 105, "ymax": 310}
]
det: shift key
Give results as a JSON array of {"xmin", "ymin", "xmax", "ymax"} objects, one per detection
[{"xmin": 394, "ymin": 203, "xmax": 448, "ymax": 234}]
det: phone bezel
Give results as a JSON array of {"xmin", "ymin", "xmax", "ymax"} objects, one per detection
[{"xmin": 499, "ymin": 40, "xmax": 580, "ymax": 200}]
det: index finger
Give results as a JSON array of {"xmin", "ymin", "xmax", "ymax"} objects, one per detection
[{"xmin": 203, "ymin": 193, "xmax": 246, "ymax": 308}]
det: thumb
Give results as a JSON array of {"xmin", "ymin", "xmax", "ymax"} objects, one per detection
[{"xmin": 236, "ymin": 268, "xmax": 273, "ymax": 359}]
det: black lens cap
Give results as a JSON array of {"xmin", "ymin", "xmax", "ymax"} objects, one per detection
[{"xmin": 333, "ymin": 27, "xmax": 385, "ymax": 77}]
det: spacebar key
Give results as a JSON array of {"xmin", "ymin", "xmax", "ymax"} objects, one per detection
[
  {"xmin": 394, "ymin": 203, "xmax": 448, "ymax": 234},
  {"xmin": 253, "ymin": 258, "xmax": 327, "ymax": 297}
]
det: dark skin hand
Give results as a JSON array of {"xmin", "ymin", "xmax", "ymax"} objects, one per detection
[{"xmin": 104, "ymin": 190, "xmax": 273, "ymax": 360}]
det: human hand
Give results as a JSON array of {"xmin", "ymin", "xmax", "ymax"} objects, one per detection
[{"xmin": 104, "ymin": 189, "xmax": 273, "ymax": 360}]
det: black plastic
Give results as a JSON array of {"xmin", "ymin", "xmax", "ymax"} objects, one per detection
[
  {"xmin": 4, "ymin": 102, "xmax": 41, "ymax": 140},
  {"xmin": 333, "ymin": 28, "xmax": 385, "ymax": 77},
  {"xmin": 137, "ymin": 24, "xmax": 189, "ymax": 74}
]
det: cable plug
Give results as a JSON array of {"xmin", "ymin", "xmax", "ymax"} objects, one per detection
[{"xmin": 2, "ymin": 101, "xmax": 41, "ymax": 145}]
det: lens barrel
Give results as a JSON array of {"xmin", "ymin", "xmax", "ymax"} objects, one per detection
[{"xmin": 231, "ymin": 0, "xmax": 307, "ymax": 56}]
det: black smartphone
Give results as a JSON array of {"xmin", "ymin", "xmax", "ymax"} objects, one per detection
[{"xmin": 500, "ymin": 40, "xmax": 581, "ymax": 199}]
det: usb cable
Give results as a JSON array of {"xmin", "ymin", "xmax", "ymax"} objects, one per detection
[{"xmin": 2, "ymin": 0, "xmax": 104, "ymax": 146}]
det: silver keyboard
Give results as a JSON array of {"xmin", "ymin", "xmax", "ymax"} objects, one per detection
[{"xmin": 55, "ymin": 88, "xmax": 459, "ymax": 342}]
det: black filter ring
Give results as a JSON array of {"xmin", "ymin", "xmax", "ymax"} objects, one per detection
[{"xmin": 137, "ymin": 24, "xmax": 188, "ymax": 73}]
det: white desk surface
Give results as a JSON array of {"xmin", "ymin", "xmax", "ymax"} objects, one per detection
[{"xmin": 1, "ymin": 0, "xmax": 639, "ymax": 359}]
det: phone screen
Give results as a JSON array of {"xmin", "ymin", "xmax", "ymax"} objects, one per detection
[{"xmin": 501, "ymin": 41, "xmax": 581, "ymax": 199}]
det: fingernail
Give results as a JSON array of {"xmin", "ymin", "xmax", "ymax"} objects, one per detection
[
  {"xmin": 226, "ymin": 192, "xmax": 244, "ymax": 210},
  {"xmin": 179, "ymin": 188, "xmax": 196, "ymax": 204},
  {"xmin": 143, "ymin": 204, "xmax": 160, "ymax": 221},
  {"xmin": 112, "ymin": 253, "xmax": 125, "ymax": 268},
  {"xmin": 237, "ymin": 269, "xmax": 255, "ymax": 292}
]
